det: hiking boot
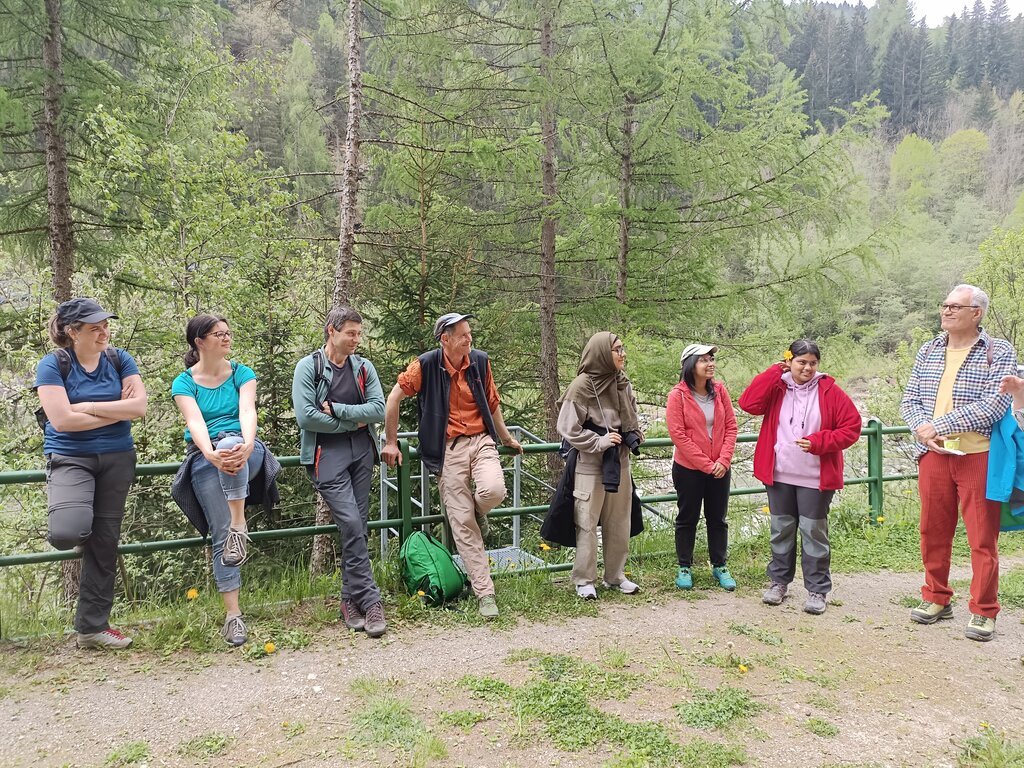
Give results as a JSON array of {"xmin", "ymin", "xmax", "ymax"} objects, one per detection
[
  {"xmin": 804, "ymin": 592, "xmax": 827, "ymax": 615},
  {"xmin": 762, "ymin": 582, "xmax": 787, "ymax": 606},
  {"xmin": 909, "ymin": 600, "xmax": 953, "ymax": 625},
  {"xmin": 478, "ymin": 594, "xmax": 499, "ymax": 619},
  {"xmin": 221, "ymin": 614, "xmax": 248, "ymax": 647},
  {"xmin": 675, "ymin": 567, "xmax": 693, "ymax": 590},
  {"xmin": 221, "ymin": 527, "xmax": 251, "ymax": 567},
  {"xmin": 576, "ymin": 583, "xmax": 598, "ymax": 600},
  {"xmin": 77, "ymin": 628, "xmax": 132, "ymax": 650},
  {"xmin": 604, "ymin": 578, "xmax": 641, "ymax": 595},
  {"xmin": 476, "ymin": 512, "xmax": 490, "ymax": 539},
  {"xmin": 341, "ymin": 598, "xmax": 365, "ymax": 631},
  {"xmin": 712, "ymin": 566, "xmax": 736, "ymax": 591},
  {"xmin": 965, "ymin": 614, "xmax": 995, "ymax": 642},
  {"xmin": 364, "ymin": 601, "xmax": 387, "ymax": 638}
]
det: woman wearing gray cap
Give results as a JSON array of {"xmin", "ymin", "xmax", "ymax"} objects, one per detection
[
  {"xmin": 666, "ymin": 343, "xmax": 738, "ymax": 591},
  {"xmin": 35, "ymin": 298, "xmax": 148, "ymax": 649}
]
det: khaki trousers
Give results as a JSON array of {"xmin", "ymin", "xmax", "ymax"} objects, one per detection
[
  {"xmin": 571, "ymin": 460, "xmax": 632, "ymax": 587},
  {"xmin": 437, "ymin": 433, "xmax": 506, "ymax": 596}
]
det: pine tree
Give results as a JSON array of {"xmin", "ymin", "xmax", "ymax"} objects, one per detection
[
  {"xmin": 845, "ymin": 2, "xmax": 873, "ymax": 105},
  {"xmin": 961, "ymin": 0, "xmax": 987, "ymax": 88},
  {"xmin": 986, "ymin": 0, "xmax": 1013, "ymax": 97}
]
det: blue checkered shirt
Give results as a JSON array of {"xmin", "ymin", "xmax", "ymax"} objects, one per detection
[{"xmin": 899, "ymin": 329, "xmax": 1017, "ymax": 459}]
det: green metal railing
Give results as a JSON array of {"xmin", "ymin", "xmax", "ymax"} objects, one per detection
[{"xmin": 0, "ymin": 419, "xmax": 917, "ymax": 568}]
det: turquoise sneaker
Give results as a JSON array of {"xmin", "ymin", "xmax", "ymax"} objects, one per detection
[
  {"xmin": 675, "ymin": 567, "xmax": 693, "ymax": 590},
  {"xmin": 712, "ymin": 566, "xmax": 736, "ymax": 591}
]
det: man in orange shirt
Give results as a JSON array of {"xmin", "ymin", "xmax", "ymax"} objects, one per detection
[{"xmin": 382, "ymin": 313, "xmax": 522, "ymax": 618}]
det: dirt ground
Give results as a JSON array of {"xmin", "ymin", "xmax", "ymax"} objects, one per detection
[{"xmin": 2, "ymin": 563, "xmax": 1023, "ymax": 768}]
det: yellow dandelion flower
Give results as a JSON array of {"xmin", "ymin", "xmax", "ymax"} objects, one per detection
[
  {"xmin": 783, "ymin": 350, "xmax": 794, "ymax": 361},
  {"xmin": 876, "ymin": 516, "xmax": 885, "ymax": 524},
  {"xmin": 761, "ymin": 505, "xmax": 770, "ymax": 515},
  {"xmin": 980, "ymin": 722, "xmax": 990, "ymax": 729},
  {"xmin": 186, "ymin": 588, "xmax": 199, "ymax": 601},
  {"xmin": 264, "ymin": 642, "xmax": 276, "ymax": 654},
  {"xmin": 417, "ymin": 590, "xmax": 426, "ymax": 597},
  {"xmin": 625, "ymin": 571, "xmax": 632, "ymax": 577},
  {"xmin": 738, "ymin": 664, "xmax": 749, "ymax": 673},
  {"xmin": 539, "ymin": 542, "xmax": 552, "ymax": 551}
]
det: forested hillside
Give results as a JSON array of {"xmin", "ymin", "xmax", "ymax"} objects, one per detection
[{"xmin": 2, "ymin": 0, "xmax": 1023, "ymax": 594}]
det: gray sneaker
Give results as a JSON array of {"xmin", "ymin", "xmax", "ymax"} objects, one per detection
[
  {"xmin": 221, "ymin": 614, "xmax": 248, "ymax": 647},
  {"xmin": 910, "ymin": 600, "xmax": 953, "ymax": 624},
  {"xmin": 364, "ymin": 601, "xmax": 387, "ymax": 638},
  {"xmin": 804, "ymin": 592, "xmax": 827, "ymax": 615},
  {"xmin": 341, "ymin": 598, "xmax": 365, "ymax": 631},
  {"xmin": 221, "ymin": 527, "xmax": 251, "ymax": 567},
  {"xmin": 762, "ymin": 582, "xmax": 787, "ymax": 606},
  {"xmin": 77, "ymin": 628, "xmax": 132, "ymax": 650},
  {"xmin": 965, "ymin": 614, "xmax": 995, "ymax": 642},
  {"xmin": 478, "ymin": 594, "xmax": 499, "ymax": 619}
]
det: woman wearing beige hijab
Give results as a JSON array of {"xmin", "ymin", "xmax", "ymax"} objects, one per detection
[{"xmin": 556, "ymin": 332, "xmax": 643, "ymax": 599}]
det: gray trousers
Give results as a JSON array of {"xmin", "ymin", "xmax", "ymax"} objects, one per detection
[
  {"xmin": 46, "ymin": 450, "xmax": 136, "ymax": 633},
  {"xmin": 765, "ymin": 481, "xmax": 834, "ymax": 594},
  {"xmin": 309, "ymin": 431, "xmax": 381, "ymax": 609}
]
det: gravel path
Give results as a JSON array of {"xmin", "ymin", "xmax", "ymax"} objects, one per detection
[{"xmin": 2, "ymin": 563, "xmax": 1023, "ymax": 768}]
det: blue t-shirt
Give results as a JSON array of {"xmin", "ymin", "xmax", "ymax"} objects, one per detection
[
  {"xmin": 35, "ymin": 348, "xmax": 141, "ymax": 456},
  {"xmin": 171, "ymin": 363, "xmax": 257, "ymax": 443}
]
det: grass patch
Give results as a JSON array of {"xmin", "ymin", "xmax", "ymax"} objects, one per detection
[
  {"xmin": 806, "ymin": 691, "xmax": 841, "ymax": 713},
  {"xmin": 351, "ymin": 684, "xmax": 447, "ymax": 766},
  {"xmin": 957, "ymin": 726, "xmax": 1024, "ymax": 766},
  {"xmin": 461, "ymin": 652, "xmax": 682, "ymax": 766},
  {"xmin": 104, "ymin": 741, "xmax": 149, "ymax": 767},
  {"xmin": 997, "ymin": 565, "xmax": 1024, "ymax": 610},
  {"xmin": 178, "ymin": 732, "xmax": 233, "ymax": 758},
  {"xmin": 727, "ymin": 622, "xmax": 782, "ymax": 647},
  {"xmin": 803, "ymin": 717, "xmax": 840, "ymax": 738},
  {"xmin": 675, "ymin": 685, "xmax": 763, "ymax": 730},
  {"xmin": 437, "ymin": 709, "xmax": 488, "ymax": 732}
]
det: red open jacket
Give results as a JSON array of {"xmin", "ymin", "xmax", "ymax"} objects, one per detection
[
  {"xmin": 665, "ymin": 381, "xmax": 738, "ymax": 473},
  {"xmin": 737, "ymin": 365, "xmax": 861, "ymax": 491}
]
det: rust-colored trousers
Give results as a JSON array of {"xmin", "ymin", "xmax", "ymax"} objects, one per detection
[{"xmin": 918, "ymin": 451, "xmax": 1001, "ymax": 618}]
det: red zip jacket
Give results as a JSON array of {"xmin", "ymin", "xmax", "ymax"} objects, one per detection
[
  {"xmin": 738, "ymin": 364, "xmax": 861, "ymax": 491},
  {"xmin": 665, "ymin": 381, "xmax": 738, "ymax": 473}
]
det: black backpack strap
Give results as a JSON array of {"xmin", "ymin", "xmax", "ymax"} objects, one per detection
[
  {"xmin": 313, "ymin": 349, "xmax": 325, "ymax": 391},
  {"xmin": 104, "ymin": 347, "xmax": 124, "ymax": 378},
  {"xmin": 54, "ymin": 348, "xmax": 72, "ymax": 381}
]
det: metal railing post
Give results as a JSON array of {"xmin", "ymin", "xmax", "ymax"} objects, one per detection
[
  {"xmin": 867, "ymin": 417, "xmax": 884, "ymax": 520},
  {"xmin": 397, "ymin": 438, "xmax": 413, "ymax": 543},
  {"xmin": 512, "ymin": 426, "xmax": 522, "ymax": 548}
]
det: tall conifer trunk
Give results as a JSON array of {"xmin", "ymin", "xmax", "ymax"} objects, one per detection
[
  {"xmin": 42, "ymin": 0, "xmax": 81, "ymax": 603},
  {"xmin": 538, "ymin": 3, "xmax": 560, "ymax": 449},
  {"xmin": 312, "ymin": 0, "xmax": 364, "ymax": 578}
]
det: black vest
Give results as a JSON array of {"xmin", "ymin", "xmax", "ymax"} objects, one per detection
[{"xmin": 416, "ymin": 348, "xmax": 498, "ymax": 474}]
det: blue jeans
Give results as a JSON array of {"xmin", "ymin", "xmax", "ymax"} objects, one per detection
[{"xmin": 191, "ymin": 433, "xmax": 264, "ymax": 592}]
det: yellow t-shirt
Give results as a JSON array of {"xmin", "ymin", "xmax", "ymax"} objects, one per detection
[{"xmin": 933, "ymin": 345, "xmax": 989, "ymax": 453}]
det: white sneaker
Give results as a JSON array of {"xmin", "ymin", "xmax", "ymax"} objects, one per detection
[
  {"xmin": 603, "ymin": 578, "xmax": 641, "ymax": 594},
  {"xmin": 576, "ymin": 584, "xmax": 597, "ymax": 600}
]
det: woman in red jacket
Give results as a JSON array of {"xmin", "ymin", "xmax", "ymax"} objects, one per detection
[
  {"xmin": 666, "ymin": 343, "xmax": 738, "ymax": 591},
  {"xmin": 738, "ymin": 339, "xmax": 861, "ymax": 615}
]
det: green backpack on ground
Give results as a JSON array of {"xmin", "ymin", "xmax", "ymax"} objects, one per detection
[{"xmin": 399, "ymin": 530, "xmax": 468, "ymax": 606}]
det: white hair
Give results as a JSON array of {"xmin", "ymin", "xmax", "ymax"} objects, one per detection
[{"xmin": 951, "ymin": 283, "xmax": 989, "ymax": 319}]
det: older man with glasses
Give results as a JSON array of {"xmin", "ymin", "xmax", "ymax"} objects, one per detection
[{"xmin": 900, "ymin": 284, "xmax": 1017, "ymax": 641}]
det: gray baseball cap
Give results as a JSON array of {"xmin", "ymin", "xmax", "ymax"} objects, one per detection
[
  {"xmin": 680, "ymin": 343, "xmax": 718, "ymax": 366},
  {"xmin": 434, "ymin": 312, "xmax": 475, "ymax": 339},
  {"xmin": 56, "ymin": 298, "xmax": 117, "ymax": 325}
]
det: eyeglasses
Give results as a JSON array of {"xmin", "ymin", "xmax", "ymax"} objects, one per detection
[
  {"xmin": 940, "ymin": 303, "xmax": 979, "ymax": 313},
  {"xmin": 612, "ymin": 345, "xmax": 626, "ymax": 356},
  {"xmin": 206, "ymin": 330, "xmax": 232, "ymax": 339}
]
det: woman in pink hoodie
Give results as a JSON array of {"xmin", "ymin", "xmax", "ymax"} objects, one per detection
[
  {"xmin": 738, "ymin": 339, "xmax": 861, "ymax": 615},
  {"xmin": 666, "ymin": 343, "xmax": 738, "ymax": 591}
]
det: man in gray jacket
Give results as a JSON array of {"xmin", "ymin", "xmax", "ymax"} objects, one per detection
[{"xmin": 293, "ymin": 307, "xmax": 387, "ymax": 637}]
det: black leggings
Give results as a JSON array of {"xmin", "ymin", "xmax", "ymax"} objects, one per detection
[{"xmin": 672, "ymin": 462, "xmax": 730, "ymax": 567}]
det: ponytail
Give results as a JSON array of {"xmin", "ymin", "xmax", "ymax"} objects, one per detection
[{"xmin": 47, "ymin": 314, "xmax": 79, "ymax": 349}]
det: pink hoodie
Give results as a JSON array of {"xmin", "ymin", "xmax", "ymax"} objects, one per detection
[{"xmin": 773, "ymin": 372, "xmax": 825, "ymax": 489}]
